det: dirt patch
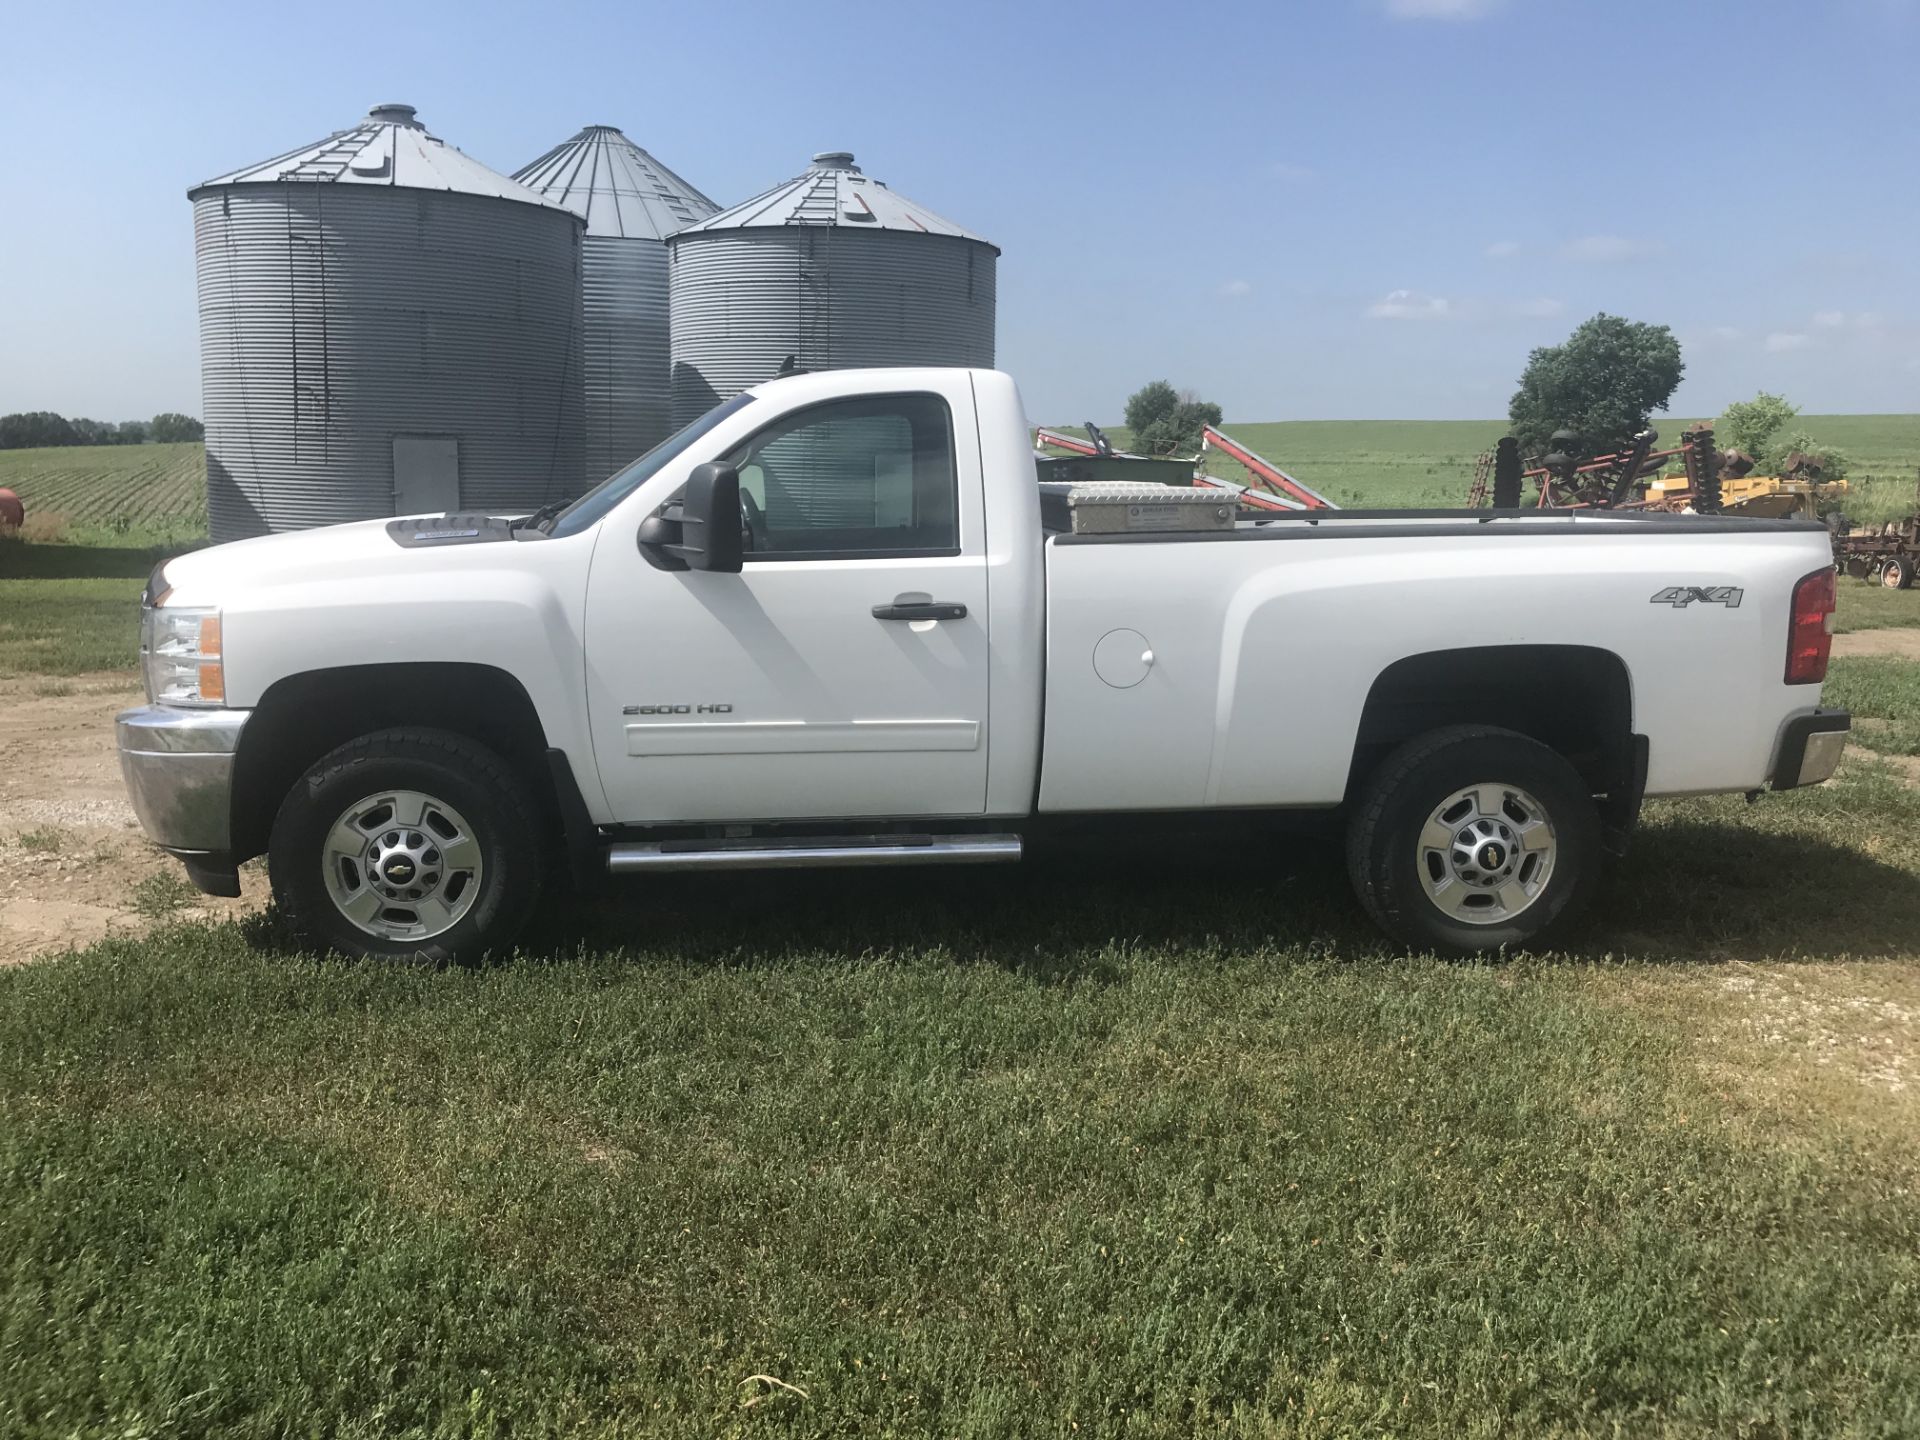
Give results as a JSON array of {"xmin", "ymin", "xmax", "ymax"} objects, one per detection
[
  {"xmin": 0, "ymin": 672, "xmax": 257, "ymax": 965},
  {"xmin": 1716, "ymin": 967, "xmax": 1918, "ymax": 1096},
  {"xmin": 1833, "ymin": 626, "xmax": 1920, "ymax": 661}
]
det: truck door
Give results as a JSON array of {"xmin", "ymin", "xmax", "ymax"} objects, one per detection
[{"xmin": 583, "ymin": 378, "xmax": 990, "ymax": 825}]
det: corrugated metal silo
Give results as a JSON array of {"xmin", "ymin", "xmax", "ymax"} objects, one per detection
[
  {"xmin": 512, "ymin": 126, "xmax": 719, "ymax": 481},
  {"xmin": 190, "ymin": 103, "xmax": 586, "ymax": 540},
  {"xmin": 667, "ymin": 151, "xmax": 998, "ymax": 427}
]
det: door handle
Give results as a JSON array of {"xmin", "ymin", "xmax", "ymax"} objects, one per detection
[{"xmin": 872, "ymin": 601, "xmax": 968, "ymax": 621}]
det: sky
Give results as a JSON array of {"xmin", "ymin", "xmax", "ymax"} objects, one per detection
[{"xmin": 1, "ymin": 0, "xmax": 1916, "ymax": 425}]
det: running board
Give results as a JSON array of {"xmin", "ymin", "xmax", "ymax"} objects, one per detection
[{"xmin": 605, "ymin": 832, "xmax": 1023, "ymax": 874}]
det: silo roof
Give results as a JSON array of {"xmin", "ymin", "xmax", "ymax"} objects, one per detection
[
  {"xmin": 191, "ymin": 103, "xmax": 573, "ymax": 214},
  {"xmin": 512, "ymin": 125, "xmax": 718, "ymax": 239},
  {"xmin": 675, "ymin": 151, "xmax": 998, "ymax": 252}
]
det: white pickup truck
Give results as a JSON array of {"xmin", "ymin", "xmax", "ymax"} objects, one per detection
[{"xmin": 118, "ymin": 367, "xmax": 1849, "ymax": 959}]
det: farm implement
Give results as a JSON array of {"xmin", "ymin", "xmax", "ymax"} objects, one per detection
[
  {"xmin": 1831, "ymin": 471, "xmax": 1920, "ymax": 589},
  {"xmin": 1467, "ymin": 426, "xmax": 1846, "ymax": 520}
]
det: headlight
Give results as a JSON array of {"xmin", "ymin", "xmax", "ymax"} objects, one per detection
[{"xmin": 142, "ymin": 603, "xmax": 224, "ymax": 707}]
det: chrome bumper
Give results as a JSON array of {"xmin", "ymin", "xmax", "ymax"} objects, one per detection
[
  {"xmin": 115, "ymin": 705, "xmax": 249, "ymax": 854},
  {"xmin": 1771, "ymin": 709, "xmax": 1850, "ymax": 791}
]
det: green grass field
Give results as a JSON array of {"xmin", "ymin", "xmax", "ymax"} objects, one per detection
[
  {"xmin": 1049, "ymin": 415, "xmax": 1920, "ymax": 523},
  {"xmin": 0, "ymin": 543, "xmax": 169, "ymax": 676},
  {"xmin": 4, "ymin": 423, "xmax": 1919, "ymax": 1434},
  {"xmin": 4, "ymin": 766, "xmax": 1920, "ymax": 1436},
  {"xmin": 3, "ymin": 539, "xmax": 1918, "ymax": 682}
]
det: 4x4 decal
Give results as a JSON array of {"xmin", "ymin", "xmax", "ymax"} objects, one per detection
[{"xmin": 1650, "ymin": 585, "xmax": 1744, "ymax": 608}]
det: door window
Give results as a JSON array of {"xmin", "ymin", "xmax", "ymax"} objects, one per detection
[{"xmin": 723, "ymin": 393, "xmax": 958, "ymax": 559}]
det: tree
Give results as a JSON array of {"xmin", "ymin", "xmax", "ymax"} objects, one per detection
[
  {"xmin": 69, "ymin": 417, "xmax": 116, "ymax": 446},
  {"xmin": 150, "ymin": 413, "xmax": 205, "ymax": 443},
  {"xmin": 0, "ymin": 412, "xmax": 78, "ymax": 449},
  {"xmin": 1715, "ymin": 392, "xmax": 1849, "ymax": 479},
  {"xmin": 1122, "ymin": 380, "xmax": 1223, "ymax": 457},
  {"xmin": 1770, "ymin": 429, "xmax": 1850, "ymax": 481},
  {"xmin": 116, "ymin": 419, "xmax": 150, "ymax": 445},
  {"xmin": 1508, "ymin": 314, "xmax": 1684, "ymax": 459},
  {"xmin": 1717, "ymin": 391, "xmax": 1798, "ymax": 461}
]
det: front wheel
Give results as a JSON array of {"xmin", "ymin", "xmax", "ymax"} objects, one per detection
[
  {"xmin": 1346, "ymin": 725, "xmax": 1600, "ymax": 954},
  {"xmin": 1881, "ymin": 556, "xmax": 1914, "ymax": 590},
  {"xmin": 269, "ymin": 728, "xmax": 545, "ymax": 963}
]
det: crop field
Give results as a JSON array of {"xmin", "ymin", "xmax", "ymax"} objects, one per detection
[
  {"xmin": 0, "ymin": 442, "xmax": 205, "ymax": 546},
  {"xmin": 0, "ymin": 417, "xmax": 1915, "ymax": 554}
]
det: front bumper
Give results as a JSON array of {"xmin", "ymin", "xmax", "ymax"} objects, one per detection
[
  {"xmin": 116, "ymin": 705, "xmax": 249, "ymax": 893},
  {"xmin": 1771, "ymin": 708, "xmax": 1850, "ymax": 790}
]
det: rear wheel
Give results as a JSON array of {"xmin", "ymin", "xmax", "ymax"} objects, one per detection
[
  {"xmin": 269, "ymin": 728, "xmax": 545, "ymax": 963},
  {"xmin": 1346, "ymin": 725, "xmax": 1600, "ymax": 954},
  {"xmin": 1881, "ymin": 556, "xmax": 1914, "ymax": 590}
]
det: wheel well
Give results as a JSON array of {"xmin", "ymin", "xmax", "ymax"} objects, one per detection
[
  {"xmin": 1347, "ymin": 646, "xmax": 1635, "ymax": 801},
  {"xmin": 230, "ymin": 663, "xmax": 560, "ymax": 863}
]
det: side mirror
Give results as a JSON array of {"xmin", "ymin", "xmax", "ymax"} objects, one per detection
[{"xmin": 638, "ymin": 462, "xmax": 743, "ymax": 573}]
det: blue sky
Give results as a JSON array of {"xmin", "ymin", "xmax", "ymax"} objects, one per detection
[{"xmin": 2, "ymin": 0, "xmax": 1915, "ymax": 424}]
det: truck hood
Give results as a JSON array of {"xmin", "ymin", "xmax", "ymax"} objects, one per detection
[{"xmin": 155, "ymin": 515, "xmax": 526, "ymax": 606}]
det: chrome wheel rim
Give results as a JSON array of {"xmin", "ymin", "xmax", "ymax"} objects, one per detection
[
  {"xmin": 1416, "ymin": 782, "xmax": 1556, "ymax": 926},
  {"xmin": 321, "ymin": 789, "xmax": 484, "ymax": 942}
]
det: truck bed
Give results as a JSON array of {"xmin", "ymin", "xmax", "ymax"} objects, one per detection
[{"xmin": 1036, "ymin": 510, "xmax": 1834, "ymax": 813}]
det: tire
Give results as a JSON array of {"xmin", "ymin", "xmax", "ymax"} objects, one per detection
[
  {"xmin": 1346, "ymin": 725, "xmax": 1600, "ymax": 955},
  {"xmin": 268, "ymin": 728, "xmax": 545, "ymax": 963},
  {"xmin": 1881, "ymin": 556, "xmax": 1914, "ymax": 590}
]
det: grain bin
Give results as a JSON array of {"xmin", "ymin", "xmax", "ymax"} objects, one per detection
[
  {"xmin": 190, "ymin": 103, "xmax": 586, "ymax": 540},
  {"xmin": 667, "ymin": 151, "xmax": 997, "ymax": 426},
  {"xmin": 512, "ymin": 126, "xmax": 719, "ymax": 481}
]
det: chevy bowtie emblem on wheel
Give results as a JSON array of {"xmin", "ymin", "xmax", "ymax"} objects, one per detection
[{"xmin": 1649, "ymin": 585, "xmax": 1744, "ymax": 608}]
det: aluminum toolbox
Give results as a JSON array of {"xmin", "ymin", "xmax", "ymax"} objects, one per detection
[{"xmin": 1038, "ymin": 481, "xmax": 1239, "ymax": 535}]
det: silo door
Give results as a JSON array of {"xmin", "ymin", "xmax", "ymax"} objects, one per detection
[{"xmin": 392, "ymin": 436, "xmax": 460, "ymax": 516}]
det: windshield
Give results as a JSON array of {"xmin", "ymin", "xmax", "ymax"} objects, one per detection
[{"xmin": 546, "ymin": 392, "xmax": 758, "ymax": 539}]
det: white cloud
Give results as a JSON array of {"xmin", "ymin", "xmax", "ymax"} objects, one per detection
[
  {"xmin": 1711, "ymin": 325, "xmax": 1745, "ymax": 342},
  {"xmin": 1218, "ymin": 279, "xmax": 1253, "ymax": 299},
  {"xmin": 1367, "ymin": 289, "xmax": 1452, "ymax": 320},
  {"xmin": 1765, "ymin": 331, "xmax": 1811, "ymax": 353},
  {"xmin": 1510, "ymin": 297, "xmax": 1564, "ymax": 319},
  {"xmin": 1484, "ymin": 239, "xmax": 1521, "ymax": 259},
  {"xmin": 1269, "ymin": 161, "xmax": 1316, "ymax": 182},
  {"xmin": 1811, "ymin": 309, "xmax": 1887, "ymax": 330},
  {"xmin": 1386, "ymin": 0, "xmax": 1498, "ymax": 18},
  {"xmin": 1559, "ymin": 233, "xmax": 1663, "ymax": 264}
]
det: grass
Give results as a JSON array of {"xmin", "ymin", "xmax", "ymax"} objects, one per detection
[
  {"xmin": 0, "ymin": 539, "xmax": 169, "ymax": 678},
  {"xmin": 131, "ymin": 870, "xmax": 195, "ymax": 918},
  {"xmin": 1047, "ymin": 415, "xmax": 1920, "ymax": 519},
  {"xmin": 5, "ymin": 761, "xmax": 1920, "ymax": 1435},
  {"xmin": 1831, "ymin": 576, "xmax": 1920, "ymax": 633},
  {"xmin": 1, "ymin": 462, "xmax": 1919, "ymax": 1428},
  {"xmin": 0, "ymin": 503, "xmax": 1913, "ymax": 686},
  {"xmin": 1825, "ymin": 656, "xmax": 1920, "ymax": 756}
]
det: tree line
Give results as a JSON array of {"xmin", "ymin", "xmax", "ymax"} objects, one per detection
[
  {"xmin": 1117, "ymin": 311, "xmax": 1847, "ymax": 480},
  {"xmin": 0, "ymin": 411, "xmax": 204, "ymax": 449}
]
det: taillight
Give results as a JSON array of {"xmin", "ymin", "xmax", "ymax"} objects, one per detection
[{"xmin": 1785, "ymin": 566, "xmax": 1836, "ymax": 684}]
